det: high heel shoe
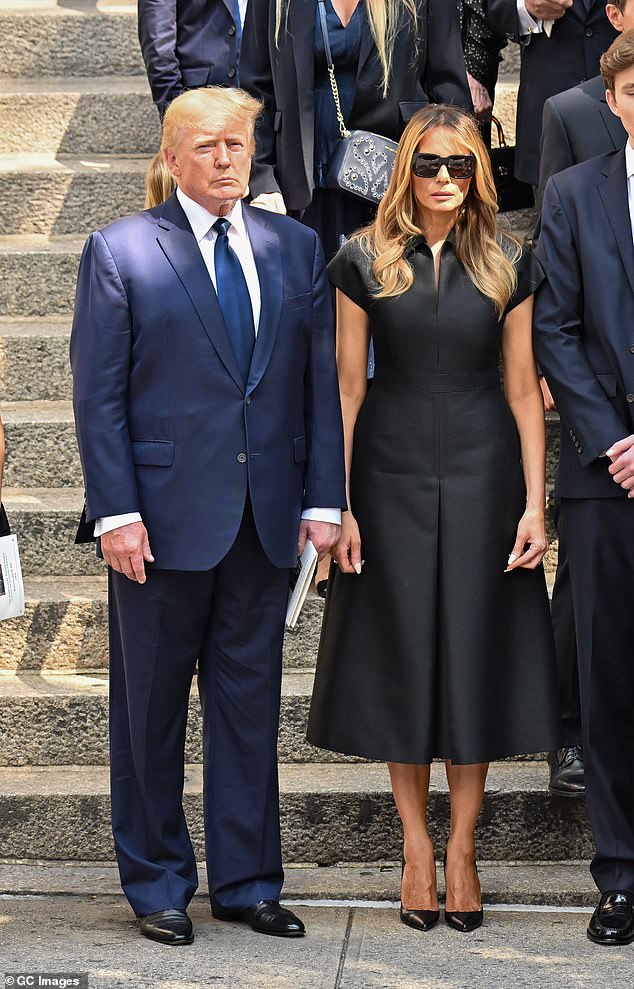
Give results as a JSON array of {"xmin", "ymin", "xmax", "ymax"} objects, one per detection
[
  {"xmin": 442, "ymin": 852, "xmax": 483, "ymax": 933},
  {"xmin": 399, "ymin": 856, "xmax": 440, "ymax": 932}
]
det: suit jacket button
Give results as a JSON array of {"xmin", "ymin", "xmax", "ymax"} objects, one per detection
[
  {"xmin": 228, "ymin": 67, "xmax": 236, "ymax": 79},
  {"xmin": 246, "ymin": 396, "xmax": 252, "ymax": 405},
  {"xmin": 578, "ymin": 446, "xmax": 583, "ymax": 453},
  {"xmin": 237, "ymin": 452, "xmax": 247, "ymax": 463},
  {"xmin": 627, "ymin": 394, "xmax": 634, "ymax": 403},
  {"xmin": 228, "ymin": 24, "xmax": 236, "ymax": 35},
  {"xmin": 584, "ymin": 27, "xmax": 593, "ymax": 37},
  {"xmin": 630, "ymin": 345, "xmax": 634, "ymax": 353}
]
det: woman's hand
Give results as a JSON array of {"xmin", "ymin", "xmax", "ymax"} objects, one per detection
[
  {"xmin": 467, "ymin": 72, "xmax": 492, "ymax": 122},
  {"xmin": 250, "ymin": 192, "xmax": 287, "ymax": 214},
  {"xmin": 505, "ymin": 507, "xmax": 548, "ymax": 571},
  {"xmin": 332, "ymin": 512, "xmax": 363, "ymax": 574}
]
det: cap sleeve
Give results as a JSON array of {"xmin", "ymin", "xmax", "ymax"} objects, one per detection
[
  {"xmin": 327, "ymin": 239, "xmax": 376, "ymax": 312},
  {"xmin": 506, "ymin": 247, "xmax": 545, "ymax": 314}
]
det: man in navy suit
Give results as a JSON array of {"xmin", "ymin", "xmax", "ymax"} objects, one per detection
[
  {"xmin": 534, "ymin": 30, "xmax": 634, "ymax": 946},
  {"xmin": 71, "ymin": 86, "xmax": 346, "ymax": 946},
  {"xmin": 138, "ymin": 0, "xmax": 246, "ymax": 118}
]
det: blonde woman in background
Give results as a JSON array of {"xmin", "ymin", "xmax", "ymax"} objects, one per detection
[
  {"xmin": 308, "ymin": 105, "xmax": 560, "ymax": 934},
  {"xmin": 144, "ymin": 150, "xmax": 176, "ymax": 208}
]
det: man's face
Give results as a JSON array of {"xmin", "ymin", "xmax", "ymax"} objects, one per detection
[
  {"xmin": 165, "ymin": 114, "xmax": 252, "ymax": 215},
  {"xmin": 606, "ymin": 2, "xmax": 634, "ymax": 31},
  {"xmin": 606, "ymin": 63, "xmax": 634, "ymax": 140}
]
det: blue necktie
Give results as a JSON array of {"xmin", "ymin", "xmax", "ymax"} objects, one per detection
[{"xmin": 213, "ymin": 217, "xmax": 255, "ymax": 385}]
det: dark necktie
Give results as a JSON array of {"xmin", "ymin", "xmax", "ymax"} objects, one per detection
[{"xmin": 213, "ymin": 217, "xmax": 255, "ymax": 385}]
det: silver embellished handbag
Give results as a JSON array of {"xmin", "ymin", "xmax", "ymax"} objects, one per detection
[{"xmin": 318, "ymin": 0, "xmax": 397, "ymax": 205}]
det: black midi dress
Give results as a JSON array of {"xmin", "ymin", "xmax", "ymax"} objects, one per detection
[{"xmin": 307, "ymin": 235, "xmax": 561, "ymax": 765}]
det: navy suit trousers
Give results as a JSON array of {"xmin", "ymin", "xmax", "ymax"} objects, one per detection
[{"xmin": 108, "ymin": 499, "xmax": 289, "ymax": 917}]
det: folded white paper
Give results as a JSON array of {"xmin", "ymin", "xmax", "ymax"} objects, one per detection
[
  {"xmin": 0, "ymin": 534, "xmax": 25, "ymax": 621},
  {"xmin": 286, "ymin": 540, "xmax": 318, "ymax": 629}
]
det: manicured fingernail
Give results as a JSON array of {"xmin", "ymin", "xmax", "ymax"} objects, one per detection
[
  {"xmin": 354, "ymin": 563, "xmax": 362, "ymax": 574},
  {"xmin": 508, "ymin": 554, "xmax": 517, "ymax": 565},
  {"xmin": 606, "ymin": 448, "xmax": 615, "ymax": 456}
]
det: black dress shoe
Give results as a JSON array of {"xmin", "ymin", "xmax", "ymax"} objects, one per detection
[
  {"xmin": 213, "ymin": 899, "xmax": 305, "ymax": 937},
  {"xmin": 316, "ymin": 579, "xmax": 328, "ymax": 599},
  {"xmin": 587, "ymin": 892, "xmax": 634, "ymax": 946},
  {"xmin": 139, "ymin": 908, "xmax": 193, "ymax": 945},
  {"xmin": 399, "ymin": 856, "xmax": 439, "ymax": 932},
  {"xmin": 548, "ymin": 745, "xmax": 585, "ymax": 797},
  {"xmin": 443, "ymin": 853, "xmax": 483, "ymax": 933}
]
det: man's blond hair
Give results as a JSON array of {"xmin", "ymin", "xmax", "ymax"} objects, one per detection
[
  {"xmin": 601, "ymin": 29, "xmax": 634, "ymax": 93},
  {"xmin": 161, "ymin": 87, "xmax": 262, "ymax": 154}
]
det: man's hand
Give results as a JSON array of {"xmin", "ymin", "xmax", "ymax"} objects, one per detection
[
  {"xmin": 539, "ymin": 375, "xmax": 557, "ymax": 412},
  {"xmin": 606, "ymin": 435, "xmax": 634, "ymax": 495},
  {"xmin": 525, "ymin": 0, "xmax": 572, "ymax": 20},
  {"xmin": 101, "ymin": 521, "xmax": 155, "ymax": 583},
  {"xmin": 298, "ymin": 520, "xmax": 340, "ymax": 560},
  {"xmin": 250, "ymin": 192, "xmax": 287, "ymax": 214},
  {"xmin": 467, "ymin": 73, "xmax": 492, "ymax": 121}
]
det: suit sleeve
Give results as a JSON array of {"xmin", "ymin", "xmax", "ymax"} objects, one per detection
[
  {"xmin": 302, "ymin": 234, "xmax": 347, "ymax": 511},
  {"xmin": 424, "ymin": 0, "xmax": 473, "ymax": 109},
  {"xmin": 533, "ymin": 178, "xmax": 629, "ymax": 466},
  {"xmin": 536, "ymin": 98, "xmax": 575, "ymax": 216},
  {"xmin": 487, "ymin": 0, "xmax": 523, "ymax": 41},
  {"xmin": 138, "ymin": 0, "xmax": 183, "ymax": 115},
  {"xmin": 70, "ymin": 232, "xmax": 141, "ymax": 523},
  {"xmin": 240, "ymin": 0, "xmax": 281, "ymax": 197}
]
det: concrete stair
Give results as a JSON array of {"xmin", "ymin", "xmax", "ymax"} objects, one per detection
[{"xmin": 0, "ymin": 6, "xmax": 586, "ymax": 904}]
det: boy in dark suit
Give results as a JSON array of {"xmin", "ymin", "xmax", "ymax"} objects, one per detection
[{"xmin": 534, "ymin": 30, "xmax": 634, "ymax": 945}]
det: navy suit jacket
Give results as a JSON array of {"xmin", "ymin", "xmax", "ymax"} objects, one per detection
[
  {"xmin": 537, "ymin": 75, "xmax": 626, "ymax": 215},
  {"xmin": 534, "ymin": 149, "xmax": 634, "ymax": 499},
  {"xmin": 241, "ymin": 0, "xmax": 471, "ymax": 210},
  {"xmin": 70, "ymin": 194, "xmax": 347, "ymax": 570},
  {"xmin": 488, "ymin": 0, "xmax": 617, "ymax": 185},
  {"xmin": 138, "ymin": 0, "xmax": 241, "ymax": 114}
]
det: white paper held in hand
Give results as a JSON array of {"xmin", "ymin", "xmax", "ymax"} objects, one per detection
[
  {"xmin": 286, "ymin": 539, "xmax": 319, "ymax": 629},
  {"xmin": 0, "ymin": 534, "xmax": 25, "ymax": 621}
]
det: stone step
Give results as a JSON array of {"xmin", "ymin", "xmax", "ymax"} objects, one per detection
[
  {"xmin": 0, "ymin": 670, "xmax": 361, "ymax": 767},
  {"xmin": 0, "ymin": 576, "xmax": 322, "ymax": 673},
  {"xmin": 1, "ymin": 400, "xmax": 80, "ymax": 487},
  {"xmin": 0, "ymin": 76, "xmax": 160, "ymax": 156},
  {"xmin": 0, "ymin": 154, "xmax": 148, "ymax": 236},
  {"xmin": 0, "ymin": 1, "xmax": 144, "ymax": 79},
  {"xmin": 0, "ymin": 318, "xmax": 72, "ymax": 401},
  {"xmin": 0, "ymin": 859, "xmax": 597, "ymax": 907},
  {"xmin": 2, "ymin": 487, "xmax": 99, "ymax": 576},
  {"xmin": 0, "ymin": 398, "xmax": 561, "ymax": 490},
  {"xmin": 0, "ymin": 761, "xmax": 592, "ymax": 863},
  {"xmin": 0, "ymin": 235, "xmax": 83, "ymax": 316}
]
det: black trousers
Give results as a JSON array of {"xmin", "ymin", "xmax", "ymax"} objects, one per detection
[
  {"xmin": 562, "ymin": 497, "xmax": 634, "ymax": 894},
  {"xmin": 108, "ymin": 500, "xmax": 290, "ymax": 917},
  {"xmin": 551, "ymin": 502, "xmax": 582, "ymax": 747}
]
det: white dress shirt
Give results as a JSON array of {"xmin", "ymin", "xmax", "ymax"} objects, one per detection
[
  {"xmin": 237, "ymin": 0, "xmax": 248, "ymax": 26},
  {"xmin": 516, "ymin": 0, "xmax": 554, "ymax": 37},
  {"xmin": 94, "ymin": 189, "xmax": 340, "ymax": 537}
]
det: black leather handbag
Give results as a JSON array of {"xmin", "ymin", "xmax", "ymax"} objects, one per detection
[
  {"xmin": 318, "ymin": 0, "xmax": 397, "ymax": 205},
  {"xmin": 489, "ymin": 116, "xmax": 534, "ymax": 213}
]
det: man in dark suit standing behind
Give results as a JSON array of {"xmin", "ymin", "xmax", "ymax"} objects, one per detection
[
  {"xmin": 488, "ymin": 0, "xmax": 618, "ymax": 185},
  {"xmin": 138, "ymin": 0, "xmax": 246, "ymax": 117},
  {"xmin": 71, "ymin": 86, "xmax": 346, "ymax": 946},
  {"xmin": 534, "ymin": 31, "xmax": 634, "ymax": 945}
]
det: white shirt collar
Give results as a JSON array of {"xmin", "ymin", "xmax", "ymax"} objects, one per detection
[
  {"xmin": 176, "ymin": 187, "xmax": 247, "ymax": 243},
  {"xmin": 625, "ymin": 139, "xmax": 634, "ymax": 181}
]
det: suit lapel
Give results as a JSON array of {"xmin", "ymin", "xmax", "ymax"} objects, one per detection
[
  {"xmin": 289, "ymin": 0, "xmax": 316, "ymax": 180},
  {"xmin": 156, "ymin": 192, "xmax": 244, "ymax": 391},
  {"xmin": 242, "ymin": 205, "xmax": 283, "ymax": 392},
  {"xmin": 598, "ymin": 148, "xmax": 634, "ymax": 300},
  {"xmin": 355, "ymin": 5, "xmax": 376, "ymax": 85}
]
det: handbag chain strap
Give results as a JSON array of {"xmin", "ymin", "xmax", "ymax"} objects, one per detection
[{"xmin": 317, "ymin": 0, "xmax": 352, "ymax": 139}]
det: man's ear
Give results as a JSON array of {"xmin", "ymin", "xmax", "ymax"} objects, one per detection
[
  {"xmin": 606, "ymin": 4, "xmax": 624, "ymax": 32},
  {"xmin": 606, "ymin": 87, "xmax": 621, "ymax": 118},
  {"xmin": 164, "ymin": 147, "xmax": 180, "ymax": 177}
]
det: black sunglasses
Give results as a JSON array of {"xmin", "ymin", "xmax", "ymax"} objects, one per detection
[{"xmin": 411, "ymin": 153, "xmax": 476, "ymax": 179}]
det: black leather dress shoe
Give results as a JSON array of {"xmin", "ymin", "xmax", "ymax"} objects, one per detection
[
  {"xmin": 399, "ymin": 856, "xmax": 439, "ymax": 932},
  {"xmin": 139, "ymin": 909, "xmax": 193, "ymax": 945},
  {"xmin": 213, "ymin": 899, "xmax": 305, "ymax": 937},
  {"xmin": 548, "ymin": 745, "xmax": 585, "ymax": 797},
  {"xmin": 443, "ymin": 853, "xmax": 483, "ymax": 933},
  {"xmin": 587, "ymin": 892, "xmax": 634, "ymax": 946}
]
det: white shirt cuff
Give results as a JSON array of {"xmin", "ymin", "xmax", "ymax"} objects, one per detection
[
  {"xmin": 301, "ymin": 507, "xmax": 342, "ymax": 525},
  {"xmin": 517, "ymin": 0, "xmax": 543, "ymax": 35},
  {"xmin": 94, "ymin": 512, "xmax": 143, "ymax": 537}
]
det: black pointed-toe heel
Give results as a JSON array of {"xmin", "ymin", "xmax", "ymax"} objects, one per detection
[
  {"xmin": 442, "ymin": 852, "xmax": 483, "ymax": 933},
  {"xmin": 399, "ymin": 856, "xmax": 440, "ymax": 932}
]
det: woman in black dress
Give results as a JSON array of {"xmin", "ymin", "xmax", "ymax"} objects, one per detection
[{"xmin": 307, "ymin": 105, "xmax": 560, "ymax": 932}]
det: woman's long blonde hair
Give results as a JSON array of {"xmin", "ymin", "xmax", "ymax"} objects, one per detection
[
  {"xmin": 353, "ymin": 105, "xmax": 520, "ymax": 317},
  {"xmin": 275, "ymin": 0, "xmax": 417, "ymax": 96}
]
